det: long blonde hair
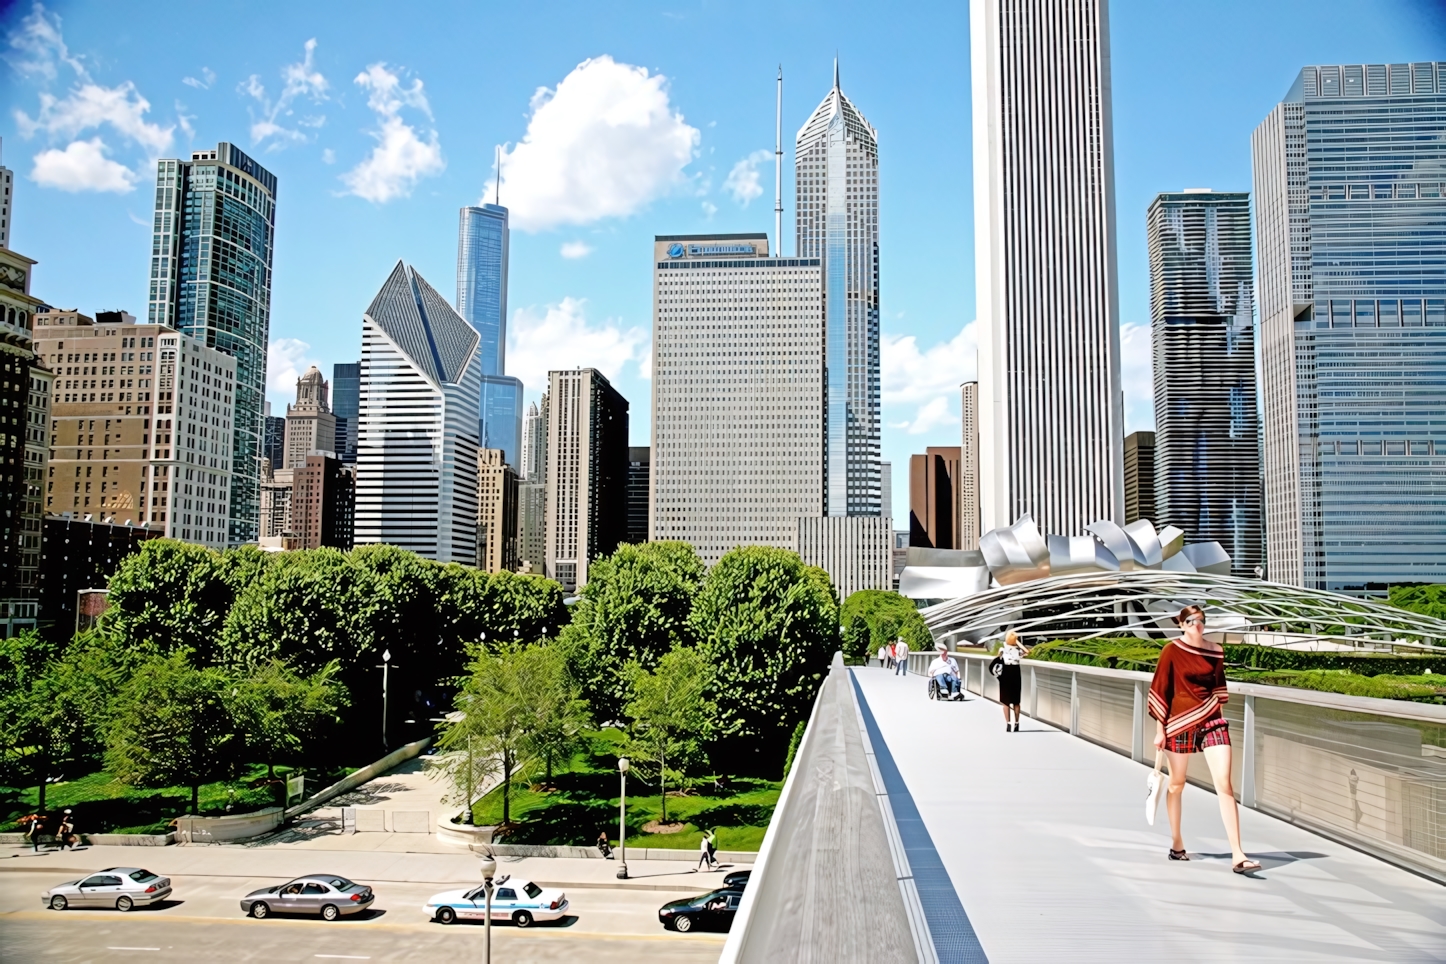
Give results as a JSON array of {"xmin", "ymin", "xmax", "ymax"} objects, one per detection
[{"xmin": 1005, "ymin": 631, "xmax": 1021, "ymax": 648}]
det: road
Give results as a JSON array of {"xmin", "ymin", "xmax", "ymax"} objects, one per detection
[{"xmin": 0, "ymin": 868, "xmax": 726, "ymax": 963}]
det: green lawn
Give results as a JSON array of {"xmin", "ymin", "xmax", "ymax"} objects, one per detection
[
  {"xmin": 469, "ymin": 730, "xmax": 779, "ymax": 852},
  {"xmin": 0, "ymin": 763, "xmax": 324, "ymax": 835}
]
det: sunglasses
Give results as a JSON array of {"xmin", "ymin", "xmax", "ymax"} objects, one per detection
[{"xmin": 1183, "ymin": 617, "xmax": 1204, "ymax": 626}]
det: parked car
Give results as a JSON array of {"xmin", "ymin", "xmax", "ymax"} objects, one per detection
[
  {"xmin": 239, "ymin": 875, "xmax": 374, "ymax": 920},
  {"xmin": 658, "ymin": 887, "xmax": 742, "ymax": 933},
  {"xmin": 722, "ymin": 869, "xmax": 750, "ymax": 890},
  {"xmin": 424, "ymin": 877, "xmax": 568, "ymax": 927},
  {"xmin": 43, "ymin": 868, "xmax": 172, "ymax": 912}
]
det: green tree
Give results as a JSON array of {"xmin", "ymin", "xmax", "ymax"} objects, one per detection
[
  {"xmin": 843, "ymin": 613, "xmax": 872, "ymax": 663},
  {"xmin": 523, "ymin": 644, "xmax": 592, "ymax": 782},
  {"xmin": 103, "ymin": 540, "xmax": 240, "ymax": 663},
  {"xmin": 229, "ymin": 659, "xmax": 349, "ymax": 783},
  {"xmin": 560, "ymin": 541, "xmax": 705, "ymax": 724},
  {"xmin": 841, "ymin": 589, "xmax": 933, "ymax": 655},
  {"xmin": 104, "ymin": 652, "xmax": 243, "ymax": 813},
  {"xmin": 1388, "ymin": 585, "xmax": 1446, "ymax": 621},
  {"xmin": 623, "ymin": 647, "xmax": 715, "ymax": 824},
  {"xmin": 437, "ymin": 643, "xmax": 535, "ymax": 826},
  {"xmin": 689, "ymin": 547, "xmax": 838, "ymax": 748}
]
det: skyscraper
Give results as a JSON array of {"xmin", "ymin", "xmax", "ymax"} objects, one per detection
[
  {"xmin": 262, "ymin": 406, "xmax": 285, "ymax": 472},
  {"xmin": 476, "ymin": 448, "xmax": 519, "ymax": 573},
  {"xmin": 959, "ymin": 380, "xmax": 980, "ymax": 549},
  {"xmin": 332, "ymin": 361, "xmax": 359, "ymax": 464},
  {"xmin": 1147, "ymin": 190, "xmax": 1260, "ymax": 576},
  {"xmin": 0, "ymin": 242, "xmax": 46, "ymax": 636},
  {"xmin": 518, "ymin": 396, "xmax": 547, "ymax": 571},
  {"xmin": 971, "ymin": 0, "xmax": 1124, "ymax": 535},
  {"xmin": 650, "ymin": 233, "xmax": 825, "ymax": 563},
  {"xmin": 1252, "ymin": 63, "xmax": 1446, "ymax": 592},
  {"xmin": 796, "ymin": 64, "xmax": 881, "ymax": 517},
  {"xmin": 545, "ymin": 368, "xmax": 628, "ymax": 591},
  {"xmin": 626, "ymin": 446, "xmax": 650, "ymax": 545},
  {"xmin": 909, "ymin": 447, "xmax": 961, "ymax": 549},
  {"xmin": 283, "ymin": 365, "xmax": 336, "ymax": 469},
  {"xmin": 457, "ymin": 204, "xmax": 523, "ymax": 468},
  {"xmin": 1123, "ymin": 430, "xmax": 1156, "ymax": 526},
  {"xmin": 0, "ymin": 137, "xmax": 13, "ymax": 250},
  {"xmin": 148, "ymin": 143, "xmax": 277, "ymax": 545},
  {"xmin": 354, "ymin": 261, "xmax": 481, "ymax": 564}
]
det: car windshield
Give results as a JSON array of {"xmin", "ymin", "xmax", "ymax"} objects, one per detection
[
  {"xmin": 466, "ymin": 886, "xmax": 486, "ymax": 900},
  {"xmin": 523, "ymin": 882, "xmax": 542, "ymax": 899},
  {"xmin": 324, "ymin": 878, "xmax": 354, "ymax": 890},
  {"xmin": 128, "ymin": 870, "xmax": 158, "ymax": 883}
]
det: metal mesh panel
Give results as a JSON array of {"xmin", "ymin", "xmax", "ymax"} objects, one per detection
[
  {"xmin": 1034, "ymin": 666, "xmax": 1072, "ymax": 730},
  {"xmin": 1254, "ymin": 698, "xmax": 1446, "ymax": 878},
  {"xmin": 1076, "ymin": 673, "xmax": 1135, "ymax": 754}
]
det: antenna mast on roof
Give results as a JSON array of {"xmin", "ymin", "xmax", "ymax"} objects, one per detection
[
  {"xmin": 495, "ymin": 145, "xmax": 501, "ymax": 206},
  {"xmin": 775, "ymin": 66, "xmax": 783, "ymax": 258}
]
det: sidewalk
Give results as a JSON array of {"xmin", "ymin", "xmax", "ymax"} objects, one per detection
[{"xmin": 852, "ymin": 664, "xmax": 1446, "ymax": 962}]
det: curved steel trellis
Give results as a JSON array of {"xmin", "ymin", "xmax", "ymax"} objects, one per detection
[{"xmin": 920, "ymin": 570, "xmax": 1446, "ymax": 652}]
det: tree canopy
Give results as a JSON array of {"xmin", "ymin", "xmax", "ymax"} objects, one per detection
[{"xmin": 840, "ymin": 589, "xmax": 934, "ymax": 659}]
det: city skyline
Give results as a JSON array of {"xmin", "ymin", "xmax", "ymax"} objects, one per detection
[{"xmin": 8, "ymin": 1, "xmax": 1443, "ymax": 524}]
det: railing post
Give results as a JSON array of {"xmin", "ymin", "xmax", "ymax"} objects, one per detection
[
  {"xmin": 1132, "ymin": 680, "xmax": 1145, "ymax": 762},
  {"xmin": 1028, "ymin": 665, "xmax": 1038, "ymax": 718},
  {"xmin": 1241, "ymin": 695, "xmax": 1256, "ymax": 808},
  {"xmin": 1069, "ymin": 670, "xmax": 1079, "ymax": 736}
]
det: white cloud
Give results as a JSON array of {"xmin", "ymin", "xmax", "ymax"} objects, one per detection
[
  {"xmin": 724, "ymin": 149, "xmax": 771, "ymax": 205},
  {"xmin": 494, "ymin": 55, "xmax": 699, "ymax": 231},
  {"xmin": 16, "ymin": 81, "xmax": 173, "ymax": 155},
  {"xmin": 701, "ymin": 200, "xmax": 718, "ymax": 219},
  {"xmin": 881, "ymin": 323, "xmax": 977, "ymax": 436},
  {"xmin": 321, "ymin": 147, "xmax": 335, "ymax": 164},
  {"xmin": 559, "ymin": 240, "xmax": 593, "ymax": 259},
  {"xmin": 339, "ymin": 63, "xmax": 444, "ymax": 203},
  {"xmin": 242, "ymin": 39, "xmax": 328, "ymax": 148},
  {"xmin": 4, "ymin": 3, "xmax": 86, "ymax": 81},
  {"xmin": 30, "ymin": 138, "xmax": 136, "ymax": 192},
  {"xmin": 507, "ymin": 297, "xmax": 648, "ymax": 391},
  {"xmin": 183, "ymin": 67, "xmax": 216, "ymax": 90},
  {"xmin": 176, "ymin": 103, "xmax": 195, "ymax": 140},
  {"xmin": 266, "ymin": 337, "xmax": 322, "ymax": 401},
  {"xmin": 1120, "ymin": 320, "xmax": 1155, "ymax": 433}
]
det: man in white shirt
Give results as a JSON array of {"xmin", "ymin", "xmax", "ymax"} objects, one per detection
[
  {"xmin": 927, "ymin": 643, "xmax": 962, "ymax": 700},
  {"xmin": 893, "ymin": 637, "xmax": 909, "ymax": 675}
]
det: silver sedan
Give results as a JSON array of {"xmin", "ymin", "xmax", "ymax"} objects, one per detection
[
  {"xmin": 239, "ymin": 875, "xmax": 375, "ymax": 921},
  {"xmin": 43, "ymin": 867, "xmax": 173, "ymax": 912}
]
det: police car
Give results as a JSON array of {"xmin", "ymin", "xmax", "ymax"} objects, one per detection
[{"xmin": 424, "ymin": 876, "xmax": 568, "ymax": 927}]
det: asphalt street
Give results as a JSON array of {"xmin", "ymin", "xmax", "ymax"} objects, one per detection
[{"xmin": 0, "ymin": 868, "xmax": 726, "ymax": 963}]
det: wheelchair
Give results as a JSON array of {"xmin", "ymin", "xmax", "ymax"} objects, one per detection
[{"xmin": 927, "ymin": 674, "xmax": 964, "ymax": 701}]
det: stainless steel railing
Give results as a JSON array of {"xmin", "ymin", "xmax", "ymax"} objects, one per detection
[{"xmin": 908, "ymin": 650, "xmax": 1446, "ymax": 884}]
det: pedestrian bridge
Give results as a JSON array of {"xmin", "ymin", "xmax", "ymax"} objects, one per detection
[{"xmin": 723, "ymin": 656, "xmax": 1446, "ymax": 963}]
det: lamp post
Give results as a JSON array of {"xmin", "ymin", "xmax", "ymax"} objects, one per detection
[
  {"xmin": 478, "ymin": 851, "xmax": 497, "ymax": 964},
  {"xmin": 617, "ymin": 757, "xmax": 630, "ymax": 879},
  {"xmin": 377, "ymin": 649, "xmax": 393, "ymax": 750}
]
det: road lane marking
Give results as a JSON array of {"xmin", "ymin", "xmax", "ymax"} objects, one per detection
[
  {"xmin": 315, "ymin": 957, "xmax": 370, "ymax": 960},
  {"xmin": 107, "ymin": 948, "xmax": 161, "ymax": 952}
]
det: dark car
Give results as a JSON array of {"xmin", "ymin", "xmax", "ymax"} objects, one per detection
[
  {"xmin": 722, "ymin": 870, "xmax": 750, "ymax": 890},
  {"xmin": 239, "ymin": 875, "xmax": 374, "ymax": 921},
  {"xmin": 658, "ymin": 887, "xmax": 742, "ymax": 933}
]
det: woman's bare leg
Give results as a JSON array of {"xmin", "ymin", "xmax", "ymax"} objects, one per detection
[
  {"xmin": 1203, "ymin": 744, "xmax": 1248, "ymax": 863},
  {"xmin": 1165, "ymin": 750, "xmax": 1191, "ymax": 852}
]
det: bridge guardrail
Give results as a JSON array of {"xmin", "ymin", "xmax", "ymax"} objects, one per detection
[{"xmin": 908, "ymin": 650, "xmax": 1446, "ymax": 885}]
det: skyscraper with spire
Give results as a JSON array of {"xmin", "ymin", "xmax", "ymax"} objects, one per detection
[
  {"xmin": 457, "ymin": 202, "xmax": 523, "ymax": 468},
  {"xmin": 796, "ymin": 62, "xmax": 881, "ymax": 517}
]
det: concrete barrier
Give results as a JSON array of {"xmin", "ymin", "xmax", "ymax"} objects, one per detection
[
  {"xmin": 285, "ymin": 737, "xmax": 431, "ymax": 819},
  {"xmin": 175, "ymin": 807, "xmax": 284, "ymax": 845},
  {"xmin": 0, "ymin": 832, "xmax": 174, "ymax": 847},
  {"xmin": 352, "ymin": 808, "xmax": 386, "ymax": 832},
  {"xmin": 391, "ymin": 810, "xmax": 431, "ymax": 833}
]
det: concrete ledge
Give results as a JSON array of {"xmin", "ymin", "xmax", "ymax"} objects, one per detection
[
  {"xmin": 0, "ymin": 832, "xmax": 175, "ymax": 847},
  {"xmin": 469, "ymin": 842, "xmax": 757, "ymax": 862},
  {"xmin": 436, "ymin": 816, "xmax": 496, "ymax": 847},
  {"xmin": 286, "ymin": 738, "xmax": 431, "ymax": 819},
  {"xmin": 175, "ymin": 807, "xmax": 284, "ymax": 845}
]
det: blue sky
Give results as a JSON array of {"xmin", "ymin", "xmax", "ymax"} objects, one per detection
[{"xmin": 3, "ymin": 0, "xmax": 1443, "ymax": 522}]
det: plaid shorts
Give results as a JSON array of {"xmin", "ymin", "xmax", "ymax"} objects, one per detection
[{"xmin": 1164, "ymin": 716, "xmax": 1231, "ymax": 754}]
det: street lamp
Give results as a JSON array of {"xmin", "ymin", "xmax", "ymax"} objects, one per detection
[
  {"xmin": 378, "ymin": 649, "xmax": 393, "ymax": 750},
  {"xmin": 477, "ymin": 851, "xmax": 497, "ymax": 964},
  {"xmin": 617, "ymin": 757, "xmax": 630, "ymax": 880}
]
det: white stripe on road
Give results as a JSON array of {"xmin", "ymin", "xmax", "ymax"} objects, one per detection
[
  {"xmin": 314, "ymin": 957, "xmax": 370, "ymax": 961},
  {"xmin": 107, "ymin": 949, "xmax": 161, "ymax": 952}
]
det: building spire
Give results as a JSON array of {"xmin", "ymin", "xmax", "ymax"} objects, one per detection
[
  {"xmin": 833, "ymin": 56, "xmax": 840, "ymax": 91},
  {"xmin": 494, "ymin": 145, "xmax": 501, "ymax": 206}
]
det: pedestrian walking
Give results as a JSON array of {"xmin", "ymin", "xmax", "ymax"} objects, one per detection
[
  {"xmin": 998, "ymin": 631, "xmax": 1029, "ymax": 731},
  {"xmin": 893, "ymin": 637, "xmax": 910, "ymax": 676},
  {"xmin": 1149, "ymin": 605, "xmax": 1261, "ymax": 874},
  {"xmin": 706, "ymin": 828, "xmax": 718, "ymax": 868},
  {"xmin": 22, "ymin": 813, "xmax": 44, "ymax": 852},
  {"xmin": 877, "ymin": 644, "xmax": 889, "ymax": 669},
  {"xmin": 56, "ymin": 809, "xmax": 77, "ymax": 850},
  {"xmin": 596, "ymin": 830, "xmax": 613, "ymax": 859},
  {"xmin": 696, "ymin": 830, "xmax": 716, "ymax": 872}
]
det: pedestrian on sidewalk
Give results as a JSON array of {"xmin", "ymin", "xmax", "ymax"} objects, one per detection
[
  {"xmin": 1149, "ymin": 605, "xmax": 1261, "ymax": 875},
  {"xmin": 878, "ymin": 643, "xmax": 889, "ymax": 669},
  {"xmin": 706, "ymin": 827, "xmax": 718, "ymax": 867},
  {"xmin": 999, "ymin": 632, "xmax": 1029, "ymax": 731},
  {"xmin": 696, "ymin": 831, "xmax": 716, "ymax": 872},
  {"xmin": 596, "ymin": 830, "xmax": 613, "ymax": 859},
  {"xmin": 22, "ymin": 813, "xmax": 44, "ymax": 852},
  {"xmin": 56, "ymin": 809, "xmax": 77, "ymax": 850},
  {"xmin": 893, "ymin": 637, "xmax": 910, "ymax": 676}
]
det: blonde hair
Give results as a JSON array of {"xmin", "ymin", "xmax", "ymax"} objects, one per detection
[{"xmin": 1005, "ymin": 631, "xmax": 1021, "ymax": 647}]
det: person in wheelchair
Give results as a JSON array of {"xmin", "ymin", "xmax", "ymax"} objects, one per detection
[{"xmin": 927, "ymin": 643, "xmax": 963, "ymax": 700}]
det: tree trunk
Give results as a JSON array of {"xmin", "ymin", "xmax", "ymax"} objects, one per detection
[
  {"xmin": 502, "ymin": 748, "xmax": 512, "ymax": 826},
  {"xmin": 191, "ymin": 782, "xmax": 200, "ymax": 814},
  {"xmin": 545, "ymin": 748, "xmax": 553, "ymax": 782},
  {"xmin": 36, "ymin": 746, "xmax": 49, "ymax": 813}
]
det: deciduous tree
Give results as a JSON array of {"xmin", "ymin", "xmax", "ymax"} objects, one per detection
[{"xmin": 623, "ymin": 647, "xmax": 715, "ymax": 824}]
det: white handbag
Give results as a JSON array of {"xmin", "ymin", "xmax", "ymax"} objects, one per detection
[{"xmin": 1145, "ymin": 750, "xmax": 1165, "ymax": 825}]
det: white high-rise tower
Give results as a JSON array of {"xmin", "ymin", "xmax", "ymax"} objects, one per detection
[
  {"xmin": 796, "ymin": 62, "xmax": 881, "ymax": 517},
  {"xmin": 971, "ymin": 0, "xmax": 1124, "ymax": 534}
]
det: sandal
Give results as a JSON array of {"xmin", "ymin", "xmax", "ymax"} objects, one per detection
[
  {"xmin": 1168, "ymin": 849, "xmax": 1190, "ymax": 861},
  {"xmin": 1232, "ymin": 859, "xmax": 1261, "ymax": 874}
]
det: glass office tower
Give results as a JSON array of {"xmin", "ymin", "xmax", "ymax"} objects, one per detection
[
  {"xmin": 332, "ymin": 361, "xmax": 359, "ymax": 464},
  {"xmin": 149, "ymin": 142, "xmax": 277, "ymax": 545},
  {"xmin": 1253, "ymin": 63, "xmax": 1446, "ymax": 592},
  {"xmin": 1147, "ymin": 191, "xmax": 1261, "ymax": 578},
  {"xmin": 457, "ymin": 204, "xmax": 523, "ymax": 467}
]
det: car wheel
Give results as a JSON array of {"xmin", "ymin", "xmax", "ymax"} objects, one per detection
[
  {"xmin": 249, "ymin": 901, "xmax": 270, "ymax": 919},
  {"xmin": 675, "ymin": 914, "xmax": 693, "ymax": 932},
  {"xmin": 321, "ymin": 904, "xmax": 340, "ymax": 922},
  {"xmin": 513, "ymin": 910, "xmax": 533, "ymax": 928},
  {"xmin": 49, "ymin": 895, "xmax": 67, "ymax": 911},
  {"xmin": 436, "ymin": 906, "xmax": 456, "ymax": 925},
  {"xmin": 116, "ymin": 895, "xmax": 134, "ymax": 912}
]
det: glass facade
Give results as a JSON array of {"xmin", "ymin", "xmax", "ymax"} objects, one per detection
[
  {"xmin": 332, "ymin": 361, "xmax": 359, "ymax": 463},
  {"xmin": 456, "ymin": 204, "xmax": 509, "ymax": 377},
  {"xmin": 1255, "ymin": 64, "xmax": 1446, "ymax": 593},
  {"xmin": 149, "ymin": 143, "xmax": 277, "ymax": 545},
  {"xmin": 479, "ymin": 374, "xmax": 523, "ymax": 470},
  {"xmin": 1147, "ymin": 192, "xmax": 1262, "ymax": 577}
]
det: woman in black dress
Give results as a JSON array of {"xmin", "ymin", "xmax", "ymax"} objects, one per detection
[{"xmin": 998, "ymin": 631, "xmax": 1029, "ymax": 731}]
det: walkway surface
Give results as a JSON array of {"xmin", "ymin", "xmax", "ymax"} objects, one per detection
[{"xmin": 851, "ymin": 665, "xmax": 1446, "ymax": 963}]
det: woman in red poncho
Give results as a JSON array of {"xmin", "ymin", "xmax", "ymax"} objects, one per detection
[{"xmin": 1149, "ymin": 605, "xmax": 1261, "ymax": 874}]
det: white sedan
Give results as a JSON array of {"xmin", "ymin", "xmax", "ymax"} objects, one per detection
[{"xmin": 424, "ymin": 877, "xmax": 568, "ymax": 927}]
